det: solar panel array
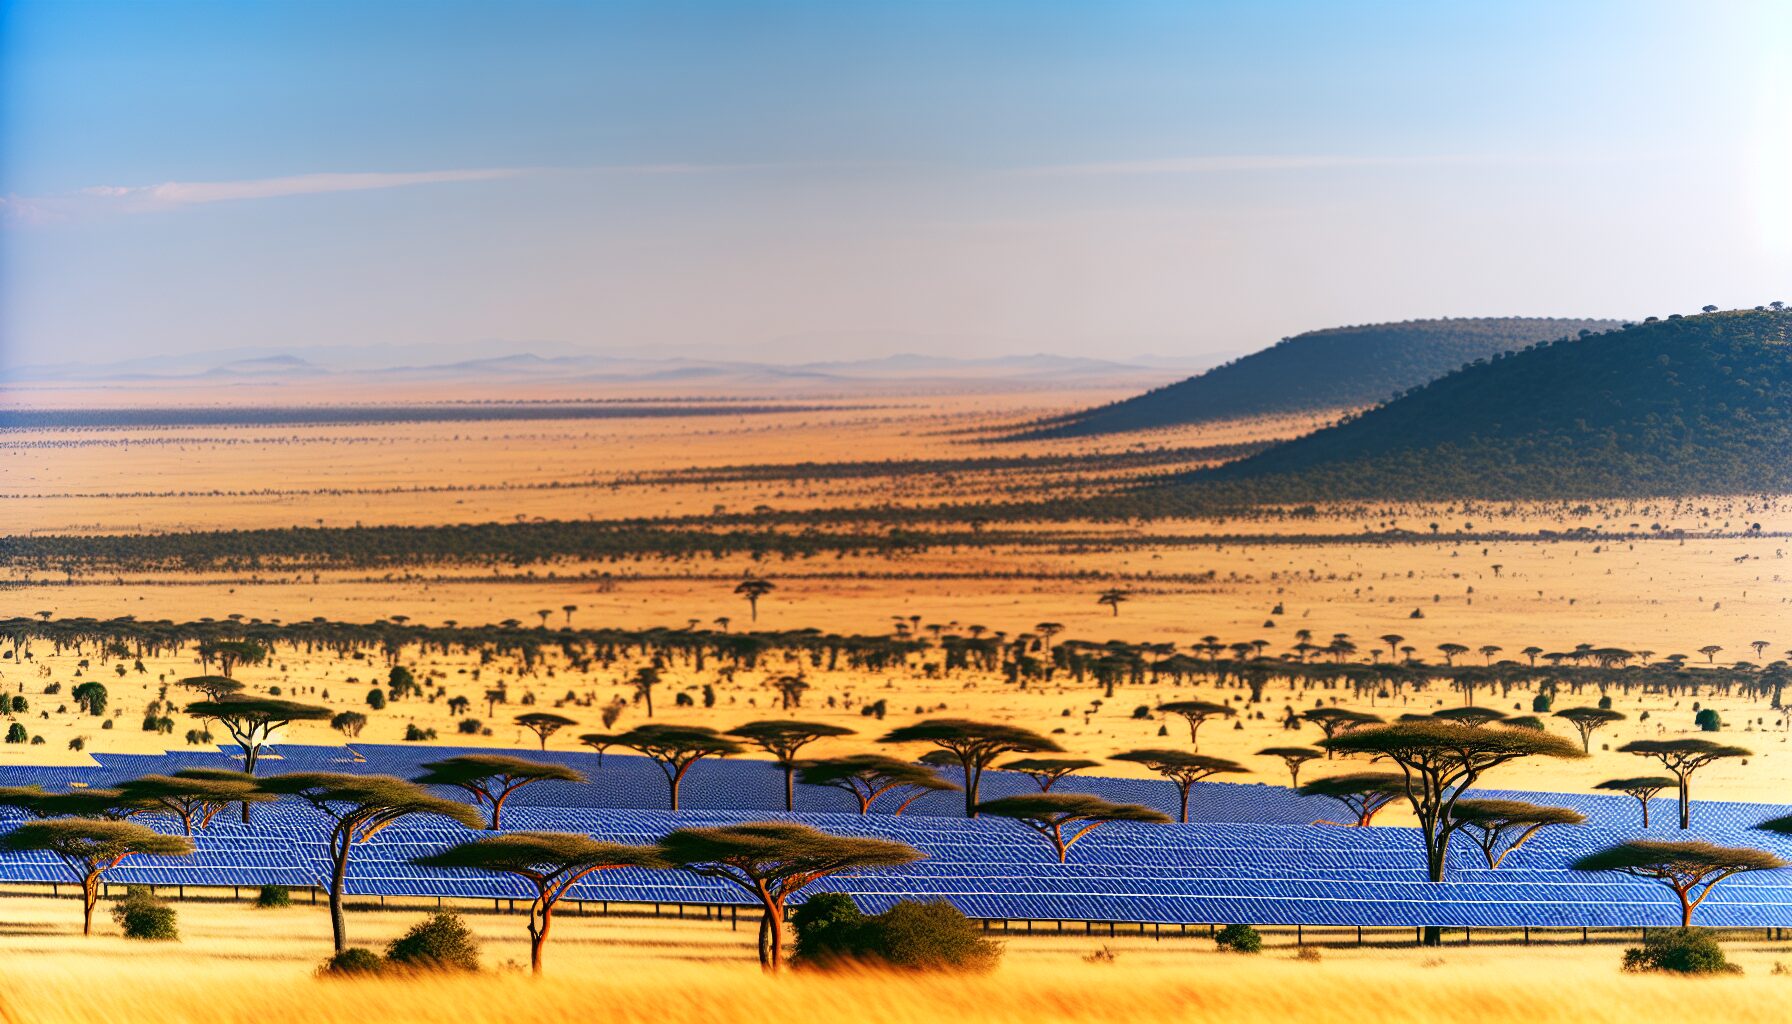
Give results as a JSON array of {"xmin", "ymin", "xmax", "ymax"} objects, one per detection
[{"xmin": 4, "ymin": 743, "xmax": 1791, "ymax": 928}]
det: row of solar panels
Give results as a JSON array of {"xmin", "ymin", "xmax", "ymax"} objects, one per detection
[
  {"xmin": 6, "ymin": 797, "xmax": 1792, "ymax": 927},
  {"xmin": 7, "ymin": 742, "xmax": 1787, "ymax": 837}
]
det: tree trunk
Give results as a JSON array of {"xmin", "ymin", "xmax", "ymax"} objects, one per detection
[
  {"xmin": 82, "ymin": 877, "xmax": 97, "ymax": 936},
  {"xmin": 964, "ymin": 762, "xmax": 980, "ymax": 818},
  {"xmin": 529, "ymin": 898, "xmax": 552, "ymax": 975},
  {"xmin": 783, "ymin": 767, "xmax": 795, "ymax": 812},
  {"xmin": 1178, "ymin": 785, "xmax": 1190, "ymax": 824},
  {"xmin": 1679, "ymin": 776, "xmax": 1691, "ymax": 830},
  {"xmin": 329, "ymin": 834, "xmax": 350, "ymax": 953}
]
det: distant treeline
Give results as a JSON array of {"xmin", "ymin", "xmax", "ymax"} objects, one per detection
[{"xmin": 0, "ymin": 401, "xmax": 849, "ymax": 430}]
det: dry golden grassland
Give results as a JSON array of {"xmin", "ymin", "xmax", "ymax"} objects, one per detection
[{"xmin": 4, "ymin": 893, "xmax": 1792, "ymax": 1024}]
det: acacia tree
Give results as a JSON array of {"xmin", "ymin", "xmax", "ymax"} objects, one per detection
[
  {"xmin": 1431, "ymin": 707, "xmax": 1506, "ymax": 728},
  {"xmin": 1096, "ymin": 588, "xmax": 1130, "ymax": 616},
  {"xmin": 1156, "ymin": 701, "xmax": 1236, "ymax": 750},
  {"xmin": 1448, "ymin": 799, "xmax": 1585, "ymax": 869},
  {"xmin": 1302, "ymin": 708, "xmax": 1383, "ymax": 756},
  {"xmin": 17, "ymin": 788, "xmax": 154, "ymax": 820},
  {"xmin": 657, "ymin": 822, "xmax": 921, "ymax": 972},
  {"xmin": 1110, "ymin": 750, "xmax": 1247, "ymax": 823},
  {"xmin": 414, "ymin": 832, "xmax": 663, "ymax": 974},
  {"xmin": 879, "ymin": 719, "xmax": 1060, "ymax": 818},
  {"xmin": 794, "ymin": 754, "xmax": 961, "ymax": 814},
  {"xmin": 734, "ymin": 577, "xmax": 775, "ymax": 621},
  {"xmin": 117, "ymin": 770, "xmax": 271, "ymax": 834},
  {"xmin": 608, "ymin": 724, "xmax": 744, "ymax": 811},
  {"xmin": 515, "ymin": 712, "xmax": 578, "ymax": 751},
  {"xmin": 1595, "ymin": 777, "xmax": 1675, "ymax": 828},
  {"xmin": 977, "ymin": 793, "xmax": 1169, "ymax": 862},
  {"xmin": 1296, "ymin": 772, "xmax": 1406, "ymax": 826},
  {"xmin": 1324, "ymin": 720, "xmax": 1583, "ymax": 945},
  {"xmin": 727, "ymin": 721, "xmax": 855, "ymax": 811},
  {"xmin": 0, "ymin": 820, "xmax": 191, "ymax": 934},
  {"xmin": 412, "ymin": 754, "xmax": 585, "ymax": 829},
  {"xmin": 1618, "ymin": 739, "xmax": 1750, "ymax": 830},
  {"xmin": 176, "ymin": 675, "xmax": 244, "ymax": 700},
  {"xmin": 181, "ymin": 695, "xmax": 331, "ymax": 820},
  {"xmin": 1257, "ymin": 746, "xmax": 1322, "ymax": 787},
  {"xmin": 1554, "ymin": 707, "xmax": 1626, "ymax": 752},
  {"xmin": 1001, "ymin": 758, "xmax": 1100, "ymax": 793},
  {"xmin": 1574, "ymin": 840, "xmax": 1786, "ymax": 926},
  {"xmin": 257, "ymin": 773, "xmax": 482, "ymax": 952}
]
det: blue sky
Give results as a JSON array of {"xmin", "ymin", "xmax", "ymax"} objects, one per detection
[{"xmin": 3, "ymin": 0, "xmax": 1789, "ymax": 367}]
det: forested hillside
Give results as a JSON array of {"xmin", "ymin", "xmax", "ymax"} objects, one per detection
[
  {"xmin": 1166, "ymin": 307, "xmax": 1792, "ymax": 502},
  {"xmin": 1025, "ymin": 317, "xmax": 1620, "ymax": 437}
]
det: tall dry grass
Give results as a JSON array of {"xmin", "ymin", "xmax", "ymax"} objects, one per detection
[
  {"xmin": 1, "ymin": 894, "xmax": 1788, "ymax": 1024},
  {"xmin": 10, "ymin": 956, "xmax": 1792, "ymax": 1024}
]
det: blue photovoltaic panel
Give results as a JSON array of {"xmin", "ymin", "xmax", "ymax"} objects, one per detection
[{"xmin": 1, "ymin": 744, "xmax": 1789, "ymax": 928}]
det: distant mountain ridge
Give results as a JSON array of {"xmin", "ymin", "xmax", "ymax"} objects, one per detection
[
  {"xmin": 1162, "ymin": 307, "xmax": 1792, "ymax": 501},
  {"xmin": 1020, "ymin": 316, "xmax": 1624, "ymax": 438}
]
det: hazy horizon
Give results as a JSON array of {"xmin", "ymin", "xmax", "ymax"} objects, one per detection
[{"xmin": 4, "ymin": 0, "xmax": 1789, "ymax": 370}]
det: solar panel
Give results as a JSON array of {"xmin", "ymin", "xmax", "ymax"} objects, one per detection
[{"xmin": 1, "ymin": 743, "xmax": 1788, "ymax": 928}]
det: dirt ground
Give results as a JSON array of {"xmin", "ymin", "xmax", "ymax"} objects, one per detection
[{"xmin": 3, "ymin": 386, "xmax": 1791, "ymax": 801}]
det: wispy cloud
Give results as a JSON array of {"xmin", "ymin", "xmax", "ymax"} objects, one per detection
[
  {"xmin": 1007, "ymin": 154, "xmax": 1482, "ymax": 177},
  {"xmin": 81, "ymin": 167, "xmax": 532, "ymax": 208}
]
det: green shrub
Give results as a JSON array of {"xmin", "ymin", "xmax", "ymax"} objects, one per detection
[
  {"xmin": 862, "ymin": 900, "xmax": 1000, "ymax": 973},
  {"xmin": 111, "ymin": 886, "xmax": 178, "ymax": 941},
  {"xmin": 792, "ymin": 897, "xmax": 999, "ymax": 972},
  {"xmin": 791, "ymin": 892, "xmax": 868, "ymax": 965},
  {"xmin": 1695, "ymin": 708, "xmax": 1722, "ymax": 732},
  {"xmin": 255, "ymin": 885, "xmax": 292, "ymax": 908},
  {"xmin": 1531, "ymin": 693, "xmax": 1552, "ymax": 712},
  {"xmin": 1215, "ymin": 923, "xmax": 1262, "ymax": 953},
  {"xmin": 1622, "ymin": 928, "xmax": 1738, "ymax": 974},
  {"xmin": 319, "ymin": 947, "xmax": 383, "ymax": 977},
  {"xmin": 386, "ymin": 911, "xmax": 479, "ymax": 972}
]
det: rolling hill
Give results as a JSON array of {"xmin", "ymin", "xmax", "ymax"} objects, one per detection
[
  {"xmin": 1021, "ymin": 317, "xmax": 1622, "ymax": 438},
  {"xmin": 1157, "ymin": 307, "xmax": 1792, "ymax": 502}
]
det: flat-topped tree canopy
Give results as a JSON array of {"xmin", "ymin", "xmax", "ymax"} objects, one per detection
[
  {"xmin": 1156, "ymin": 701, "xmax": 1237, "ymax": 748},
  {"xmin": 1323, "ymin": 721, "xmax": 1583, "ymax": 890},
  {"xmin": 1296, "ymin": 772, "xmax": 1407, "ymax": 826},
  {"xmin": 796, "ymin": 754, "xmax": 961, "ymax": 814},
  {"xmin": 514, "ymin": 712, "xmax": 579, "ymax": 750},
  {"xmin": 728, "ymin": 721, "xmax": 857, "ymax": 811},
  {"xmin": 1448, "ymin": 798, "xmax": 1586, "ymax": 869},
  {"xmin": 176, "ymin": 675, "xmax": 244, "ymax": 700},
  {"xmin": 0, "ymin": 785, "xmax": 51, "ymax": 815},
  {"xmin": 180, "ymin": 695, "xmax": 333, "ymax": 774},
  {"xmin": 1000, "ymin": 758, "xmax": 1101, "ymax": 792},
  {"xmin": 1574, "ymin": 839, "xmax": 1788, "ymax": 926},
  {"xmin": 977, "ymin": 792, "xmax": 1170, "ymax": 862},
  {"xmin": 416, "ymin": 829, "xmax": 669, "ymax": 972},
  {"xmin": 607, "ymin": 724, "xmax": 745, "ymax": 811},
  {"xmin": 118, "ymin": 772, "xmax": 272, "ymax": 834},
  {"xmin": 1432, "ymin": 707, "xmax": 1506, "ymax": 727},
  {"xmin": 413, "ymin": 754, "xmax": 585, "ymax": 830},
  {"xmin": 1257, "ymin": 746, "xmax": 1324, "ymax": 787},
  {"xmin": 1554, "ymin": 707, "xmax": 1627, "ymax": 751},
  {"xmin": 0, "ymin": 819, "xmax": 193, "ymax": 935},
  {"xmin": 26, "ymin": 787, "xmax": 156, "ymax": 820},
  {"xmin": 657, "ymin": 821, "xmax": 922, "ymax": 973},
  {"xmin": 879, "ymin": 719, "xmax": 1061, "ymax": 817},
  {"xmin": 1110, "ymin": 749, "xmax": 1247, "ymax": 823},
  {"xmin": 1618, "ymin": 739, "xmax": 1751, "ymax": 830},
  {"xmin": 256, "ymin": 772, "xmax": 482, "ymax": 953}
]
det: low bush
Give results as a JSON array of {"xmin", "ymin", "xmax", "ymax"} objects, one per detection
[
  {"xmin": 386, "ymin": 911, "xmax": 480, "ymax": 972},
  {"xmin": 1215, "ymin": 923, "xmax": 1262, "ymax": 953},
  {"xmin": 255, "ymin": 885, "xmax": 291, "ymax": 908},
  {"xmin": 1622, "ymin": 928, "xmax": 1739, "ymax": 974},
  {"xmin": 111, "ymin": 886, "xmax": 178, "ymax": 941},
  {"xmin": 319, "ymin": 947, "xmax": 383, "ymax": 977},
  {"xmin": 792, "ymin": 896, "xmax": 999, "ymax": 972}
]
